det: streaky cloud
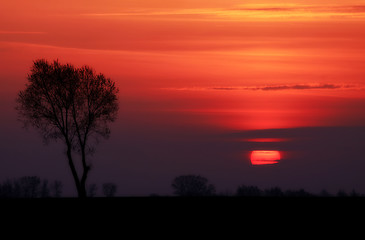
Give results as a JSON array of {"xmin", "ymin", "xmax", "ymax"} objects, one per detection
[
  {"xmin": 163, "ymin": 84, "xmax": 358, "ymax": 92},
  {"xmin": 230, "ymin": 4, "xmax": 365, "ymax": 13},
  {"xmin": 255, "ymin": 84, "xmax": 346, "ymax": 91},
  {"xmin": 80, "ymin": 4, "xmax": 365, "ymax": 21},
  {"xmin": 211, "ymin": 84, "xmax": 355, "ymax": 91}
]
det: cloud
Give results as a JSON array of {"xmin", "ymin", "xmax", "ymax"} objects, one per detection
[
  {"xmin": 249, "ymin": 84, "xmax": 350, "ymax": 91},
  {"xmin": 230, "ymin": 4, "xmax": 365, "ymax": 13},
  {"xmin": 211, "ymin": 84, "xmax": 355, "ymax": 91},
  {"xmin": 80, "ymin": 4, "xmax": 365, "ymax": 21},
  {"xmin": 228, "ymin": 6, "xmax": 300, "ymax": 12},
  {"xmin": 163, "ymin": 84, "xmax": 357, "ymax": 92},
  {"xmin": 209, "ymin": 87, "xmax": 238, "ymax": 91}
]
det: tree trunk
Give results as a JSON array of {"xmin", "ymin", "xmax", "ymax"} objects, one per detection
[
  {"xmin": 79, "ymin": 146, "xmax": 89, "ymax": 198},
  {"xmin": 78, "ymin": 183, "xmax": 87, "ymax": 198},
  {"xmin": 66, "ymin": 144, "xmax": 84, "ymax": 198},
  {"xmin": 80, "ymin": 177, "xmax": 88, "ymax": 198}
]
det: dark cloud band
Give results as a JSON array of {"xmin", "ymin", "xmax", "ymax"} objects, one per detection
[{"xmin": 209, "ymin": 84, "xmax": 354, "ymax": 91}]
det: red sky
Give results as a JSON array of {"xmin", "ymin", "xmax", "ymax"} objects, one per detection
[
  {"xmin": 1, "ymin": 0, "xmax": 365, "ymax": 130},
  {"xmin": 2, "ymin": 0, "xmax": 365, "ymax": 196}
]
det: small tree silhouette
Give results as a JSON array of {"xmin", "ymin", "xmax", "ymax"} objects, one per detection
[
  {"xmin": 285, "ymin": 189, "xmax": 313, "ymax": 197},
  {"xmin": 320, "ymin": 189, "xmax": 332, "ymax": 197},
  {"xmin": 350, "ymin": 189, "xmax": 360, "ymax": 197},
  {"xmin": 18, "ymin": 176, "xmax": 41, "ymax": 198},
  {"xmin": 337, "ymin": 190, "xmax": 347, "ymax": 197},
  {"xmin": 102, "ymin": 183, "xmax": 117, "ymax": 197},
  {"xmin": 236, "ymin": 185, "xmax": 262, "ymax": 197},
  {"xmin": 51, "ymin": 180, "xmax": 63, "ymax": 198},
  {"xmin": 87, "ymin": 183, "xmax": 98, "ymax": 197},
  {"xmin": 0, "ymin": 180, "xmax": 15, "ymax": 198},
  {"xmin": 16, "ymin": 59, "xmax": 119, "ymax": 198},
  {"xmin": 0, "ymin": 176, "xmax": 63, "ymax": 198},
  {"xmin": 265, "ymin": 187, "xmax": 285, "ymax": 197},
  {"xmin": 171, "ymin": 175, "xmax": 216, "ymax": 196},
  {"xmin": 40, "ymin": 179, "xmax": 50, "ymax": 198}
]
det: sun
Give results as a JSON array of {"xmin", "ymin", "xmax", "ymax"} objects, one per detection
[{"xmin": 250, "ymin": 150, "xmax": 281, "ymax": 165}]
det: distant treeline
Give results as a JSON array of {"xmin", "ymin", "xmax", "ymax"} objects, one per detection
[
  {"xmin": 0, "ymin": 175, "xmax": 362, "ymax": 197},
  {"xmin": 0, "ymin": 176, "xmax": 63, "ymax": 198},
  {"xmin": 232, "ymin": 185, "xmax": 360, "ymax": 197},
  {"xmin": 0, "ymin": 176, "xmax": 118, "ymax": 198},
  {"xmin": 171, "ymin": 175, "xmax": 362, "ymax": 197}
]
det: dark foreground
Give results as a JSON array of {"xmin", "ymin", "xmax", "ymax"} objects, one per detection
[{"xmin": 2, "ymin": 197, "xmax": 364, "ymax": 227}]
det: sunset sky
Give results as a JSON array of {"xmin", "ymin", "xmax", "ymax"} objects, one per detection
[{"xmin": 1, "ymin": 0, "xmax": 365, "ymax": 196}]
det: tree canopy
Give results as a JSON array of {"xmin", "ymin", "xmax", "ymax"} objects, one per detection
[
  {"xmin": 17, "ymin": 59, "xmax": 119, "ymax": 198},
  {"xmin": 171, "ymin": 174, "xmax": 216, "ymax": 196}
]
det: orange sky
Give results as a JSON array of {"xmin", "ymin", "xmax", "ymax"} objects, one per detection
[{"xmin": 1, "ymin": 0, "xmax": 365, "ymax": 130}]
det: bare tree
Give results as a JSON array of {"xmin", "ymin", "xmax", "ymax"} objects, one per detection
[
  {"xmin": 236, "ymin": 185, "xmax": 262, "ymax": 197},
  {"xmin": 40, "ymin": 179, "xmax": 50, "ymax": 198},
  {"xmin": 102, "ymin": 183, "xmax": 117, "ymax": 197},
  {"xmin": 171, "ymin": 175, "xmax": 216, "ymax": 196},
  {"xmin": 51, "ymin": 180, "xmax": 63, "ymax": 198},
  {"xmin": 18, "ymin": 176, "xmax": 41, "ymax": 198},
  {"xmin": 16, "ymin": 59, "xmax": 119, "ymax": 198},
  {"xmin": 0, "ymin": 180, "xmax": 15, "ymax": 198},
  {"xmin": 87, "ymin": 183, "xmax": 98, "ymax": 197}
]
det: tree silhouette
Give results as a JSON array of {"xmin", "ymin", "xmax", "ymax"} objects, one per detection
[
  {"xmin": 0, "ymin": 179, "xmax": 15, "ymax": 198},
  {"xmin": 0, "ymin": 176, "xmax": 64, "ymax": 198},
  {"xmin": 18, "ymin": 176, "xmax": 41, "ymax": 198},
  {"xmin": 319, "ymin": 189, "xmax": 332, "ymax": 197},
  {"xmin": 87, "ymin": 183, "xmax": 98, "ymax": 197},
  {"xmin": 264, "ymin": 187, "xmax": 285, "ymax": 197},
  {"xmin": 337, "ymin": 190, "xmax": 348, "ymax": 197},
  {"xmin": 171, "ymin": 175, "xmax": 216, "ymax": 196},
  {"xmin": 50, "ymin": 180, "xmax": 63, "ymax": 198},
  {"xmin": 349, "ymin": 189, "xmax": 360, "ymax": 197},
  {"xmin": 285, "ymin": 189, "xmax": 313, "ymax": 197},
  {"xmin": 16, "ymin": 59, "xmax": 119, "ymax": 198},
  {"xmin": 40, "ymin": 179, "xmax": 50, "ymax": 198},
  {"xmin": 236, "ymin": 185, "xmax": 262, "ymax": 197},
  {"xmin": 102, "ymin": 183, "xmax": 117, "ymax": 197}
]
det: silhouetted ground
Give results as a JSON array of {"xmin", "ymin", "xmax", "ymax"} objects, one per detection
[{"xmin": 2, "ymin": 196, "xmax": 362, "ymax": 220}]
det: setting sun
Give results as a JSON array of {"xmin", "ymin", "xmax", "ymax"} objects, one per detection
[{"xmin": 250, "ymin": 150, "xmax": 281, "ymax": 165}]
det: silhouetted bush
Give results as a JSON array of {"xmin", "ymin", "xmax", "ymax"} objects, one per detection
[
  {"xmin": 319, "ymin": 189, "xmax": 332, "ymax": 197},
  {"xmin": 265, "ymin": 187, "xmax": 285, "ymax": 197},
  {"xmin": 51, "ymin": 180, "xmax": 63, "ymax": 198},
  {"xmin": 102, "ymin": 183, "xmax": 117, "ymax": 197},
  {"xmin": 87, "ymin": 183, "xmax": 98, "ymax": 197},
  {"xmin": 18, "ymin": 176, "xmax": 41, "ymax": 198},
  {"xmin": 349, "ymin": 189, "xmax": 361, "ymax": 197},
  {"xmin": 40, "ymin": 179, "xmax": 50, "ymax": 198},
  {"xmin": 285, "ymin": 189, "xmax": 313, "ymax": 197},
  {"xmin": 236, "ymin": 185, "xmax": 262, "ymax": 197},
  {"xmin": 172, "ymin": 175, "xmax": 216, "ymax": 196},
  {"xmin": 0, "ymin": 180, "xmax": 15, "ymax": 198},
  {"xmin": 337, "ymin": 190, "xmax": 348, "ymax": 197}
]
